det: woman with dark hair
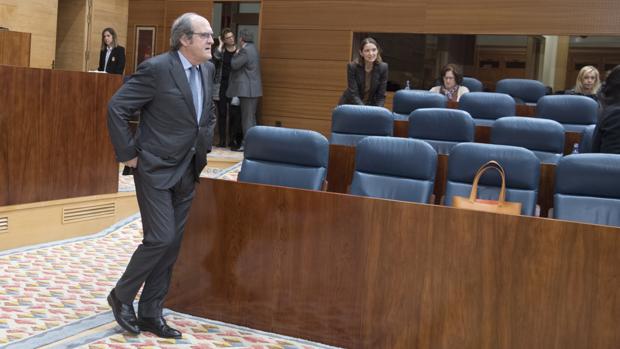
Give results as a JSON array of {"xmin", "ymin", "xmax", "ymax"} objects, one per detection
[
  {"xmin": 97, "ymin": 27, "xmax": 125, "ymax": 75},
  {"xmin": 592, "ymin": 65, "xmax": 620, "ymax": 153},
  {"xmin": 429, "ymin": 64, "xmax": 469, "ymax": 102},
  {"xmin": 338, "ymin": 37, "xmax": 388, "ymax": 107}
]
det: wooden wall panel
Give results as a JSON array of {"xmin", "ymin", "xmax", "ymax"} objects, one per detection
[
  {"xmin": 167, "ymin": 179, "xmax": 620, "ymax": 349},
  {"xmin": 1, "ymin": 66, "xmax": 121, "ymax": 205},
  {"xmin": 0, "ymin": 65, "xmax": 8, "ymax": 205},
  {"xmin": 126, "ymin": 0, "xmax": 167, "ymax": 74},
  {"xmin": 0, "ymin": 0, "xmax": 57, "ymax": 68},
  {"xmin": 261, "ymin": 29, "xmax": 351, "ymax": 61},
  {"xmin": 261, "ymin": 116, "xmax": 331, "ymax": 136},
  {"xmin": 54, "ymin": 0, "xmax": 86, "ymax": 71},
  {"xmin": 261, "ymin": 87, "xmax": 340, "ymax": 121},
  {"xmin": 262, "ymin": 58, "xmax": 345, "ymax": 91},
  {"xmin": 0, "ymin": 31, "xmax": 30, "ymax": 67}
]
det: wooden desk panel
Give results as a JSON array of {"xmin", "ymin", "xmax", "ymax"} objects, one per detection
[
  {"xmin": 1, "ymin": 66, "xmax": 121, "ymax": 205},
  {"xmin": 0, "ymin": 31, "xmax": 31, "ymax": 67},
  {"xmin": 167, "ymin": 178, "xmax": 620, "ymax": 349}
]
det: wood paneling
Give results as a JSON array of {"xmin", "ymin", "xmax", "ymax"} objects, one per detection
[
  {"xmin": 260, "ymin": 116, "xmax": 331, "ymax": 136},
  {"xmin": 0, "ymin": 31, "xmax": 30, "ymax": 66},
  {"xmin": 0, "ymin": 0, "xmax": 57, "ymax": 68},
  {"xmin": 262, "ymin": 58, "xmax": 345, "ymax": 91},
  {"xmin": 54, "ymin": 0, "xmax": 86, "ymax": 71},
  {"xmin": 0, "ymin": 66, "xmax": 121, "ymax": 205},
  {"xmin": 167, "ymin": 178, "xmax": 620, "ymax": 348},
  {"xmin": 261, "ymin": 29, "xmax": 351, "ymax": 61},
  {"xmin": 261, "ymin": 87, "xmax": 339, "ymax": 120}
]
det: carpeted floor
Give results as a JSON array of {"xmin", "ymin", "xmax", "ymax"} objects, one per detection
[{"xmin": 0, "ymin": 149, "xmax": 339, "ymax": 348}]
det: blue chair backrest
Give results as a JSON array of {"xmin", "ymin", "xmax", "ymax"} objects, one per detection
[
  {"xmin": 578, "ymin": 124, "xmax": 597, "ymax": 153},
  {"xmin": 238, "ymin": 126, "xmax": 329, "ymax": 190},
  {"xmin": 490, "ymin": 116, "xmax": 565, "ymax": 164},
  {"xmin": 554, "ymin": 154, "xmax": 620, "ymax": 227},
  {"xmin": 350, "ymin": 137, "xmax": 437, "ymax": 203},
  {"xmin": 458, "ymin": 92, "xmax": 516, "ymax": 122},
  {"xmin": 536, "ymin": 95, "xmax": 598, "ymax": 132},
  {"xmin": 462, "ymin": 77, "xmax": 483, "ymax": 92},
  {"xmin": 408, "ymin": 108, "xmax": 475, "ymax": 155},
  {"xmin": 496, "ymin": 78, "xmax": 546, "ymax": 104},
  {"xmin": 444, "ymin": 143, "xmax": 541, "ymax": 215},
  {"xmin": 392, "ymin": 90, "xmax": 448, "ymax": 119},
  {"xmin": 330, "ymin": 105, "xmax": 394, "ymax": 146}
]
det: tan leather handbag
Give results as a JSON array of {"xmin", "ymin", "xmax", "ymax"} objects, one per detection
[{"xmin": 452, "ymin": 160, "xmax": 522, "ymax": 215}]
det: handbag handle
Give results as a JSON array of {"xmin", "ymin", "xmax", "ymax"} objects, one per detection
[{"xmin": 468, "ymin": 160, "xmax": 507, "ymax": 204}]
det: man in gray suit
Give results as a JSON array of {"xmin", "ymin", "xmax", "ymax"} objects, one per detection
[
  {"xmin": 227, "ymin": 28, "xmax": 262, "ymax": 150},
  {"xmin": 106, "ymin": 13, "xmax": 216, "ymax": 338}
]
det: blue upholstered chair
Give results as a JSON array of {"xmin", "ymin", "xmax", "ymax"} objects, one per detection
[
  {"xmin": 444, "ymin": 143, "xmax": 541, "ymax": 215},
  {"xmin": 554, "ymin": 154, "xmax": 620, "ymax": 227},
  {"xmin": 462, "ymin": 77, "xmax": 483, "ymax": 92},
  {"xmin": 535, "ymin": 95, "xmax": 598, "ymax": 132},
  {"xmin": 330, "ymin": 105, "xmax": 393, "ymax": 146},
  {"xmin": 458, "ymin": 92, "xmax": 516, "ymax": 126},
  {"xmin": 350, "ymin": 137, "xmax": 437, "ymax": 203},
  {"xmin": 490, "ymin": 117, "xmax": 565, "ymax": 164},
  {"xmin": 392, "ymin": 89, "xmax": 448, "ymax": 120},
  {"xmin": 408, "ymin": 108, "xmax": 475, "ymax": 155},
  {"xmin": 238, "ymin": 126, "xmax": 329, "ymax": 190},
  {"xmin": 495, "ymin": 78, "xmax": 546, "ymax": 104},
  {"xmin": 578, "ymin": 124, "xmax": 597, "ymax": 153}
]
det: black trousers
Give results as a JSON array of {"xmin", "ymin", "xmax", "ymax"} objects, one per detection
[
  {"xmin": 216, "ymin": 96, "xmax": 242, "ymax": 147},
  {"xmin": 114, "ymin": 163, "xmax": 196, "ymax": 318}
]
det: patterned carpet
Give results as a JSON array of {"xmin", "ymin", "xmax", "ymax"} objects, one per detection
[{"xmin": 0, "ymin": 150, "xmax": 338, "ymax": 349}]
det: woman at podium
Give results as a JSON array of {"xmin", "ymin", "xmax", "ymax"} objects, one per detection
[{"xmin": 97, "ymin": 27, "xmax": 125, "ymax": 75}]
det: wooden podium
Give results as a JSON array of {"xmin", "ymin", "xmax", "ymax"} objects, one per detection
[
  {"xmin": 167, "ymin": 178, "xmax": 620, "ymax": 349},
  {"xmin": 0, "ymin": 65, "xmax": 122, "ymax": 206}
]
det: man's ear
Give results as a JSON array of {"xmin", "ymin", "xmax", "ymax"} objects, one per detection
[{"xmin": 179, "ymin": 34, "xmax": 190, "ymax": 47}]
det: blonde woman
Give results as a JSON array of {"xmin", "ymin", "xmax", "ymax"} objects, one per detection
[{"xmin": 566, "ymin": 65, "xmax": 601, "ymax": 101}]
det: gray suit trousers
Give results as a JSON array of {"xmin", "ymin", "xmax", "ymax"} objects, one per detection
[
  {"xmin": 114, "ymin": 163, "xmax": 196, "ymax": 318},
  {"xmin": 240, "ymin": 97, "xmax": 259, "ymax": 139}
]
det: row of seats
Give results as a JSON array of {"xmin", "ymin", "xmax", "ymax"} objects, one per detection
[
  {"xmin": 391, "ymin": 91, "xmax": 598, "ymax": 131},
  {"xmin": 332, "ymin": 105, "xmax": 595, "ymax": 164},
  {"xmin": 450, "ymin": 77, "xmax": 547, "ymax": 104},
  {"xmin": 237, "ymin": 126, "xmax": 620, "ymax": 227}
]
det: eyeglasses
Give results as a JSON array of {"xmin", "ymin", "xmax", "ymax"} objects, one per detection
[{"xmin": 190, "ymin": 32, "xmax": 213, "ymax": 40}]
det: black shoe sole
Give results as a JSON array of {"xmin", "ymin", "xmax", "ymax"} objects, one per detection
[{"xmin": 137, "ymin": 324, "xmax": 182, "ymax": 339}]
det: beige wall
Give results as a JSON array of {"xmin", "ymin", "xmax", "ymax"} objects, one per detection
[
  {"xmin": 54, "ymin": 0, "xmax": 85, "ymax": 71},
  {"xmin": 0, "ymin": 0, "xmax": 58, "ymax": 68}
]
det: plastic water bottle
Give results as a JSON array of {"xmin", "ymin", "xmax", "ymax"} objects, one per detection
[
  {"xmin": 405, "ymin": 80, "xmax": 411, "ymax": 90},
  {"xmin": 572, "ymin": 143, "xmax": 579, "ymax": 154}
]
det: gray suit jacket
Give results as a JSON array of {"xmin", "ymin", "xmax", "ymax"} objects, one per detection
[
  {"xmin": 107, "ymin": 51, "xmax": 216, "ymax": 189},
  {"xmin": 226, "ymin": 43, "xmax": 262, "ymax": 98}
]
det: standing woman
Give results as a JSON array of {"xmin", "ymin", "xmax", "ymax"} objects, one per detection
[
  {"xmin": 339, "ymin": 37, "xmax": 388, "ymax": 107},
  {"xmin": 98, "ymin": 27, "xmax": 125, "ymax": 75},
  {"xmin": 566, "ymin": 65, "xmax": 601, "ymax": 101},
  {"xmin": 429, "ymin": 64, "xmax": 469, "ymax": 102},
  {"xmin": 592, "ymin": 65, "xmax": 620, "ymax": 153}
]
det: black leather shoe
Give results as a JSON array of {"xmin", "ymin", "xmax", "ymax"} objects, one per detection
[
  {"xmin": 107, "ymin": 289, "xmax": 140, "ymax": 334},
  {"xmin": 137, "ymin": 316, "xmax": 182, "ymax": 339}
]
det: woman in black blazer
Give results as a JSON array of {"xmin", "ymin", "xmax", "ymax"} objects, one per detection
[
  {"xmin": 97, "ymin": 27, "xmax": 125, "ymax": 75},
  {"xmin": 339, "ymin": 37, "xmax": 388, "ymax": 107}
]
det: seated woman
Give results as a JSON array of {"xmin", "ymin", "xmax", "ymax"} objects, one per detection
[
  {"xmin": 429, "ymin": 64, "xmax": 469, "ymax": 102},
  {"xmin": 566, "ymin": 65, "xmax": 601, "ymax": 101},
  {"xmin": 97, "ymin": 27, "xmax": 125, "ymax": 75},
  {"xmin": 592, "ymin": 65, "xmax": 620, "ymax": 153},
  {"xmin": 338, "ymin": 37, "xmax": 388, "ymax": 107}
]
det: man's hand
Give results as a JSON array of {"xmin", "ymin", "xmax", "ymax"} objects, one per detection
[{"xmin": 123, "ymin": 157, "xmax": 138, "ymax": 168}]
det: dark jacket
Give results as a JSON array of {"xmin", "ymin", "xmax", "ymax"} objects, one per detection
[
  {"xmin": 107, "ymin": 51, "xmax": 216, "ymax": 189},
  {"xmin": 98, "ymin": 46, "xmax": 126, "ymax": 75},
  {"xmin": 339, "ymin": 61, "xmax": 388, "ymax": 107},
  {"xmin": 592, "ymin": 103, "xmax": 620, "ymax": 154}
]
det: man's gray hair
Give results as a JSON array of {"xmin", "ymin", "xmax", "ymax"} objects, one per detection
[
  {"xmin": 238, "ymin": 29, "xmax": 254, "ymax": 43},
  {"xmin": 170, "ymin": 13, "xmax": 197, "ymax": 50}
]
